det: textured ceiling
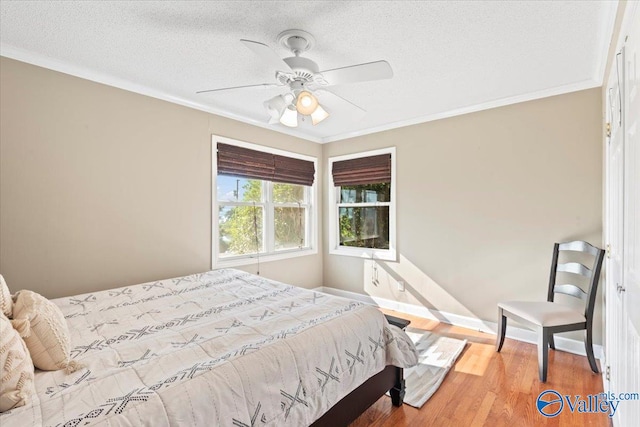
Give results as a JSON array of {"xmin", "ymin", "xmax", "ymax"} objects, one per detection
[{"xmin": 0, "ymin": 1, "xmax": 618, "ymax": 143}]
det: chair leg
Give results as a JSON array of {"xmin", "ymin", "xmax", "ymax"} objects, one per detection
[
  {"xmin": 585, "ymin": 327, "xmax": 599, "ymax": 373},
  {"xmin": 537, "ymin": 328, "xmax": 549, "ymax": 382},
  {"xmin": 496, "ymin": 308, "xmax": 507, "ymax": 352},
  {"xmin": 549, "ymin": 333, "xmax": 555, "ymax": 350}
]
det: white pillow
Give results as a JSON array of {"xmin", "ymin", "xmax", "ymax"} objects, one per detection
[
  {"xmin": 0, "ymin": 274, "xmax": 11, "ymax": 317},
  {"xmin": 0, "ymin": 312, "xmax": 35, "ymax": 412},
  {"xmin": 11, "ymin": 290, "xmax": 80, "ymax": 372}
]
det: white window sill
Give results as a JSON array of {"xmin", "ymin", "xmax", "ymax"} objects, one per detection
[
  {"xmin": 214, "ymin": 247, "xmax": 317, "ymax": 269},
  {"xmin": 329, "ymin": 246, "xmax": 397, "ymax": 261}
]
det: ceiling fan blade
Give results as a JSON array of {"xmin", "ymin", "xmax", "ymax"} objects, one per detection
[
  {"xmin": 315, "ymin": 89, "xmax": 367, "ymax": 118},
  {"xmin": 196, "ymin": 83, "xmax": 279, "ymax": 94},
  {"xmin": 240, "ymin": 39, "xmax": 293, "ymax": 73},
  {"xmin": 319, "ymin": 60, "xmax": 393, "ymax": 86}
]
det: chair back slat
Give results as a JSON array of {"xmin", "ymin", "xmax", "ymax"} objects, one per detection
[
  {"xmin": 547, "ymin": 240, "xmax": 605, "ymax": 322},
  {"xmin": 556, "ymin": 262, "xmax": 592, "ymax": 277},
  {"xmin": 554, "ymin": 284, "xmax": 588, "ymax": 300},
  {"xmin": 558, "ymin": 240, "xmax": 600, "ymax": 256}
]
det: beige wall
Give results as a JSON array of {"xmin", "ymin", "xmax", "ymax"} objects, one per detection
[
  {"xmin": 323, "ymin": 88, "xmax": 603, "ymax": 343},
  {"xmin": 0, "ymin": 57, "xmax": 323, "ymax": 298}
]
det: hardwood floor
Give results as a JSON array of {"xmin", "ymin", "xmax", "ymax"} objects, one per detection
[{"xmin": 351, "ymin": 309, "xmax": 610, "ymax": 427}]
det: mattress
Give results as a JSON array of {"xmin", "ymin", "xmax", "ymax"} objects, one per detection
[{"xmin": 0, "ymin": 268, "xmax": 418, "ymax": 426}]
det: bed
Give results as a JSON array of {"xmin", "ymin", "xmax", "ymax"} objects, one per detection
[{"xmin": 1, "ymin": 268, "xmax": 418, "ymax": 426}]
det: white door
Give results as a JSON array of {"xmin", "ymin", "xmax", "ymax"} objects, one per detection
[
  {"xmin": 605, "ymin": 46, "xmax": 626, "ymax": 427},
  {"xmin": 622, "ymin": 10, "xmax": 640, "ymax": 425},
  {"xmin": 605, "ymin": 5, "xmax": 640, "ymax": 425}
]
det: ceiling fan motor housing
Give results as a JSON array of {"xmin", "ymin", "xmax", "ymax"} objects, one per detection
[{"xmin": 283, "ymin": 56, "xmax": 319, "ymax": 81}]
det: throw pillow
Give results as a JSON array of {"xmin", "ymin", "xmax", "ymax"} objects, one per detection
[
  {"xmin": 0, "ymin": 275, "xmax": 12, "ymax": 318},
  {"xmin": 11, "ymin": 290, "xmax": 80, "ymax": 372},
  {"xmin": 0, "ymin": 312, "xmax": 35, "ymax": 412}
]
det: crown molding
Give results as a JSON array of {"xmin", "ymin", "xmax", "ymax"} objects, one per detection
[
  {"xmin": 1, "ymin": 44, "xmax": 604, "ymax": 145},
  {"xmin": 319, "ymin": 78, "xmax": 601, "ymax": 143},
  {"xmin": 0, "ymin": 44, "xmax": 322, "ymax": 144}
]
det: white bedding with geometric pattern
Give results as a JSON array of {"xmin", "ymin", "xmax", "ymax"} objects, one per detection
[{"xmin": 0, "ymin": 269, "xmax": 418, "ymax": 426}]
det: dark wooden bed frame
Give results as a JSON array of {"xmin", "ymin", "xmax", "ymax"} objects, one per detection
[{"xmin": 310, "ymin": 364, "xmax": 405, "ymax": 426}]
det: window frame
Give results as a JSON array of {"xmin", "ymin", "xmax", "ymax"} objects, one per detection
[
  {"xmin": 212, "ymin": 135, "xmax": 318, "ymax": 268},
  {"xmin": 328, "ymin": 147, "xmax": 397, "ymax": 261}
]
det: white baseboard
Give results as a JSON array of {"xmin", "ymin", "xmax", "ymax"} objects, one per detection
[{"xmin": 314, "ymin": 286, "xmax": 604, "ymax": 360}]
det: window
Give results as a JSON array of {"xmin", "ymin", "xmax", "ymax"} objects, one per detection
[
  {"xmin": 328, "ymin": 148, "xmax": 396, "ymax": 261},
  {"xmin": 213, "ymin": 136, "xmax": 317, "ymax": 267}
]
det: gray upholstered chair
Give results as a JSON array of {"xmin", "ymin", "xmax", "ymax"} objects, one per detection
[{"xmin": 495, "ymin": 241, "xmax": 605, "ymax": 382}]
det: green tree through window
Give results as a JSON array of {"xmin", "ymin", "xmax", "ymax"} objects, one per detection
[
  {"xmin": 219, "ymin": 179, "xmax": 262, "ymax": 255},
  {"xmin": 338, "ymin": 183, "xmax": 390, "ymax": 249},
  {"xmin": 218, "ymin": 177, "xmax": 309, "ymax": 258}
]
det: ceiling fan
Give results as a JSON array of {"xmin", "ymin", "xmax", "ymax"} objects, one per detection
[{"xmin": 196, "ymin": 29, "xmax": 393, "ymax": 128}]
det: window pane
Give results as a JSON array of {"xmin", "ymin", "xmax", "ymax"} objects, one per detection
[
  {"xmin": 339, "ymin": 206, "xmax": 389, "ymax": 249},
  {"xmin": 273, "ymin": 183, "xmax": 306, "ymax": 204},
  {"xmin": 275, "ymin": 207, "xmax": 306, "ymax": 250},
  {"xmin": 219, "ymin": 205, "xmax": 263, "ymax": 257},
  {"xmin": 217, "ymin": 175, "xmax": 262, "ymax": 202},
  {"xmin": 339, "ymin": 183, "xmax": 390, "ymax": 203}
]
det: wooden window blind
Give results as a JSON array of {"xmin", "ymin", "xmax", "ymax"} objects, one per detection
[
  {"xmin": 273, "ymin": 155, "xmax": 315, "ymax": 186},
  {"xmin": 331, "ymin": 154, "xmax": 391, "ymax": 186},
  {"xmin": 217, "ymin": 143, "xmax": 315, "ymax": 186}
]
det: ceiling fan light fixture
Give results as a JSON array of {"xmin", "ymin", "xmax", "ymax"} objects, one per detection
[
  {"xmin": 280, "ymin": 106, "xmax": 298, "ymax": 127},
  {"xmin": 295, "ymin": 91, "xmax": 319, "ymax": 115},
  {"xmin": 311, "ymin": 105, "xmax": 329, "ymax": 125},
  {"xmin": 264, "ymin": 95, "xmax": 288, "ymax": 124}
]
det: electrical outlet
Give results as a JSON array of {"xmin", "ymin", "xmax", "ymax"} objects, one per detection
[{"xmin": 397, "ymin": 280, "xmax": 405, "ymax": 292}]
